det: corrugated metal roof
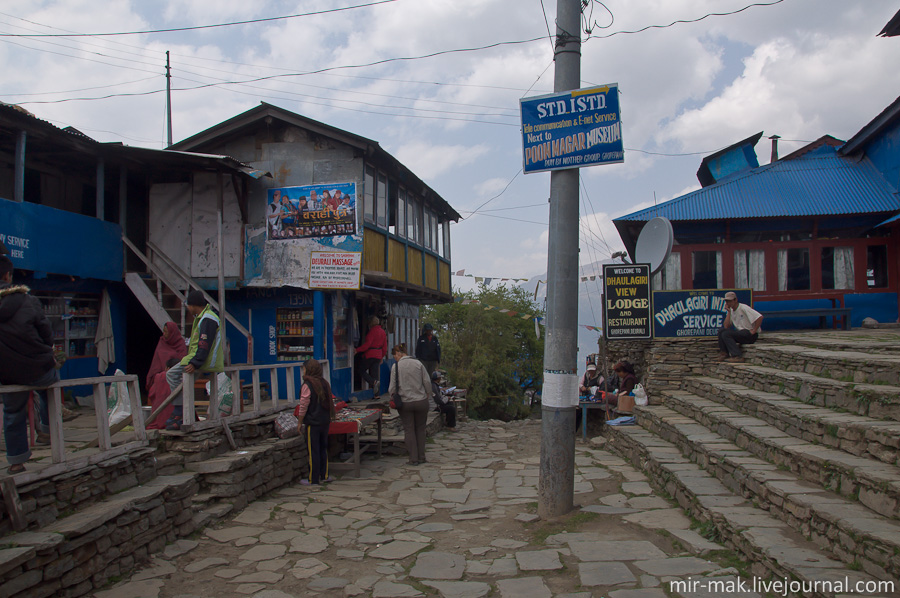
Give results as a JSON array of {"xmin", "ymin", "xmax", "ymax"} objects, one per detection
[
  {"xmin": 615, "ymin": 146, "xmax": 900, "ymax": 222},
  {"xmin": 876, "ymin": 212, "xmax": 900, "ymax": 227}
]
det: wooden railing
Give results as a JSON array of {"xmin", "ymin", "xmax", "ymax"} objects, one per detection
[
  {"xmin": 178, "ymin": 360, "xmax": 329, "ymax": 433},
  {"xmin": 0, "ymin": 374, "xmax": 146, "ymax": 475}
]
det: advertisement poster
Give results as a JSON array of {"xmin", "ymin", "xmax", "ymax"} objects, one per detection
[
  {"xmin": 520, "ymin": 83, "xmax": 623, "ymax": 174},
  {"xmin": 266, "ymin": 182, "xmax": 356, "ymax": 240},
  {"xmin": 603, "ymin": 264, "xmax": 651, "ymax": 339},
  {"xmin": 653, "ymin": 289, "xmax": 753, "ymax": 339},
  {"xmin": 308, "ymin": 251, "xmax": 362, "ymax": 290}
]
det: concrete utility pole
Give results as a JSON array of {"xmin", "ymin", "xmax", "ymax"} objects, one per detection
[{"xmin": 538, "ymin": 0, "xmax": 581, "ymax": 519}]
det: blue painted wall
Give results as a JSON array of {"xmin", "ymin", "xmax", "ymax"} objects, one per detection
[
  {"xmin": 862, "ymin": 118, "xmax": 900, "ymax": 193},
  {"xmin": 755, "ymin": 292, "xmax": 897, "ymax": 330},
  {"xmin": 0, "ymin": 198, "xmax": 123, "ymax": 281}
]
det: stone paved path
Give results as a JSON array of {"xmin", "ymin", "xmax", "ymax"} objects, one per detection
[{"xmin": 91, "ymin": 420, "xmax": 756, "ymax": 598}]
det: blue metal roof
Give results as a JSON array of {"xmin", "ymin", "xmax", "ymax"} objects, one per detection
[{"xmin": 615, "ymin": 145, "xmax": 900, "ymax": 222}]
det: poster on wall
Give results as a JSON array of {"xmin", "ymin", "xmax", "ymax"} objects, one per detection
[
  {"xmin": 603, "ymin": 263, "xmax": 651, "ymax": 339},
  {"xmin": 653, "ymin": 288, "xmax": 753, "ymax": 339},
  {"xmin": 266, "ymin": 182, "xmax": 357, "ymax": 240},
  {"xmin": 308, "ymin": 251, "xmax": 362, "ymax": 290}
]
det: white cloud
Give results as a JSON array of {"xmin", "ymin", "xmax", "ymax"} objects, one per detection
[{"xmin": 391, "ymin": 141, "xmax": 490, "ymax": 180}]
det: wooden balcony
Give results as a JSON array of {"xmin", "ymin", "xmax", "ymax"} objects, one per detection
[{"xmin": 363, "ymin": 228, "xmax": 451, "ymax": 303}]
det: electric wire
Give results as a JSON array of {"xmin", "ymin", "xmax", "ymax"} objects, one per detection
[{"xmin": 0, "ymin": 1, "xmax": 401, "ymax": 37}]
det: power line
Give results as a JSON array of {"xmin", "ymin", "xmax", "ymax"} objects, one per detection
[
  {"xmin": 584, "ymin": 0, "xmax": 788, "ymax": 41},
  {"xmin": 461, "ymin": 169, "xmax": 523, "ymax": 220},
  {"xmin": 0, "ymin": 1, "xmax": 401, "ymax": 37}
]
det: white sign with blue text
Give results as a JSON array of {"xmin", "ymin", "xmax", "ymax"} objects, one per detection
[{"xmin": 520, "ymin": 84, "xmax": 623, "ymax": 174}]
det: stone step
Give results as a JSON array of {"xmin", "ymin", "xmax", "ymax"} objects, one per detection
[
  {"xmin": 707, "ymin": 362, "xmax": 900, "ymax": 423},
  {"xmin": 632, "ymin": 402, "xmax": 900, "ymax": 580},
  {"xmin": 761, "ymin": 332, "xmax": 900, "ymax": 355},
  {"xmin": 1, "ymin": 473, "xmax": 199, "ymax": 597},
  {"xmin": 656, "ymin": 390, "xmax": 900, "ymax": 520},
  {"xmin": 744, "ymin": 344, "xmax": 900, "ymax": 386},
  {"xmin": 684, "ymin": 374, "xmax": 900, "ymax": 462},
  {"xmin": 602, "ymin": 424, "xmax": 891, "ymax": 596}
]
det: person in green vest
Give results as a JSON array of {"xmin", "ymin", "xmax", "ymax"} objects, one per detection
[{"xmin": 165, "ymin": 290, "xmax": 224, "ymax": 430}]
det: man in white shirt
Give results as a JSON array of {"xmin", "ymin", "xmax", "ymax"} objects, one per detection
[{"xmin": 718, "ymin": 291, "xmax": 763, "ymax": 363}]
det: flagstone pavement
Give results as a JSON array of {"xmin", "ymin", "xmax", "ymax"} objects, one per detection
[{"xmin": 91, "ymin": 419, "xmax": 755, "ymax": 598}]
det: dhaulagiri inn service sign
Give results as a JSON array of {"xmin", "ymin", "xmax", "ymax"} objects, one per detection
[{"xmin": 520, "ymin": 84, "xmax": 624, "ymax": 174}]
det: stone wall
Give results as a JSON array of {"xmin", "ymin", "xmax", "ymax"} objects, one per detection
[
  {"xmin": 0, "ymin": 473, "xmax": 198, "ymax": 598},
  {"xmin": 0, "ymin": 448, "xmax": 158, "ymax": 537},
  {"xmin": 605, "ymin": 337, "xmax": 719, "ymax": 401}
]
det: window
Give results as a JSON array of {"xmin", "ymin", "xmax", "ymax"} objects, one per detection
[
  {"xmin": 396, "ymin": 188, "xmax": 406, "ymax": 239},
  {"xmin": 424, "ymin": 209, "xmax": 433, "ymax": 250},
  {"xmin": 407, "ymin": 195, "xmax": 416, "ymax": 240},
  {"xmin": 867, "ymin": 245, "xmax": 888, "ymax": 288},
  {"xmin": 376, "ymin": 174, "xmax": 387, "ymax": 228},
  {"xmin": 692, "ymin": 251, "xmax": 721, "ymax": 289},
  {"xmin": 432, "ymin": 213, "xmax": 439, "ymax": 252},
  {"xmin": 821, "ymin": 247, "xmax": 854, "ymax": 290},
  {"xmin": 777, "ymin": 248, "xmax": 810, "ymax": 291},
  {"xmin": 734, "ymin": 249, "xmax": 766, "ymax": 291},
  {"xmin": 651, "ymin": 253, "xmax": 681, "ymax": 290},
  {"xmin": 442, "ymin": 221, "xmax": 451, "ymax": 259},
  {"xmin": 410, "ymin": 198, "xmax": 422, "ymax": 244},
  {"xmin": 364, "ymin": 167, "xmax": 375, "ymax": 223}
]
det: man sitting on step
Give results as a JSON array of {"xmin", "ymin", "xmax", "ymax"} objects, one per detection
[
  {"xmin": 165, "ymin": 290, "xmax": 224, "ymax": 430},
  {"xmin": 717, "ymin": 291, "xmax": 763, "ymax": 364}
]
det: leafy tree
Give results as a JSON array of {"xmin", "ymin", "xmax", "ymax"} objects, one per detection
[{"xmin": 420, "ymin": 284, "xmax": 544, "ymax": 420}]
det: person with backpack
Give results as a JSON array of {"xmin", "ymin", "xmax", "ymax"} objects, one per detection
[{"xmin": 296, "ymin": 359, "xmax": 335, "ymax": 485}]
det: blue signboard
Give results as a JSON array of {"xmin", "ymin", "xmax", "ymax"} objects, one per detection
[
  {"xmin": 653, "ymin": 289, "xmax": 753, "ymax": 339},
  {"xmin": 520, "ymin": 84, "xmax": 623, "ymax": 174},
  {"xmin": 0, "ymin": 198, "xmax": 123, "ymax": 281}
]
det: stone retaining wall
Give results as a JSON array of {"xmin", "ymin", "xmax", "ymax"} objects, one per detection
[
  {"xmin": 0, "ymin": 473, "xmax": 198, "ymax": 598},
  {"xmin": 605, "ymin": 337, "xmax": 719, "ymax": 399},
  {"xmin": 0, "ymin": 448, "xmax": 158, "ymax": 537}
]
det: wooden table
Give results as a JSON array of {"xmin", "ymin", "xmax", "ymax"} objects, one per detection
[
  {"xmin": 579, "ymin": 399, "xmax": 609, "ymax": 441},
  {"xmin": 328, "ymin": 408, "xmax": 382, "ymax": 477}
]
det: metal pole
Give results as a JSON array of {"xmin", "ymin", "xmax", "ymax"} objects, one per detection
[
  {"xmin": 217, "ymin": 171, "xmax": 228, "ymax": 365},
  {"xmin": 166, "ymin": 51, "xmax": 173, "ymax": 148},
  {"xmin": 539, "ymin": 0, "xmax": 581, "ymax": 519}
]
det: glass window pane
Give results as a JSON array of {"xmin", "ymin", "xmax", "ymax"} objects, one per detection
[
  {"xmin": 867, "ymin": 245, "xmax": 888, "ymax": 288},
  {"xmin": 376, "ymin": 175, "xmax": 387, "ymax": 228},
  {"xmin": 692, "ymin": 251, "xmax": 721, "ymax": 289},
  {"xmin": 424, "ymin": 210, "xmax": 432, "ymax": 249},
  {"xmin": 442, "ymin": 222, "xmax": 450, "ymax": 259},
  {"xmin": 778, "ymin": 248, "xmax": 810, "ymax": 291},
  {"xmin": 407, "ymin": 195, "xmax": 416, "ymax": 240},
  {"xmin": 364, "ymin": 167, "xmax": 375, "ymax": 223},
  {"xmin": 397, "ymin": 189, "xmax": 406, "ymax": 238}
]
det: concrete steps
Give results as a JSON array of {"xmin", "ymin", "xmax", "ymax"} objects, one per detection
[
  {"xmin": 709, "ymin": 361, "xmax": 900, "ymax": 422},
  {"xmin": 685, "ymin": 373, "xmax": 900, "ymax": 462},
  {"xmin": 603, "ymin": 424, "xmax": 891, "ymax": 596},
  {"xmin": 632, "ymin": 401, "xmax": 900, "ymax": 580},
  {"xmin": 746, "ymin": 344, "xmax": 900, "ymax": 386},
  {"xmin": 657, "ymin": 389, "xmax": 900, "ymax": 519}
]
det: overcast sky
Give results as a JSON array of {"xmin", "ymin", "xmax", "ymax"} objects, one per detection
[{"xmin": 2, "ymin": 0, "xmax": 899, "ymax": 361}]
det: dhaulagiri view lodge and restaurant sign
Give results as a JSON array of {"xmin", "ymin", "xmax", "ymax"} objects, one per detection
[{"xmin": 520, "ymin": 83, "xmax": 624, "ymax": 174}]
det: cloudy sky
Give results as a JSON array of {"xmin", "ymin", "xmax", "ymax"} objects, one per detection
[{"xmin": 2, "ymin": 0, "xmax": 899, "ymax": 359}]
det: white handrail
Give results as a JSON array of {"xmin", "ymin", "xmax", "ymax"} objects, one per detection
[
  {"xmin": 179, "ymin": 360, "xmax": 329, "ymax": 433},
  {"xmin": 0, "ymin": 373, "xmax": 146, "ymax": 466}
]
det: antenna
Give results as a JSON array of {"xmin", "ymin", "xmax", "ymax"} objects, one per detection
[{"xmin": 634, "ymin": 217, "xmax": 673, "ymax": 274}]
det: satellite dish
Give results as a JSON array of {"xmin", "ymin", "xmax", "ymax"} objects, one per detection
[{"xmin": 634, "ymin": 217, "xmax": 673, "ymax": 274}]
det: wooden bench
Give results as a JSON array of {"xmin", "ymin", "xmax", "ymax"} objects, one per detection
[{"xmin": 759, "ymin": 307, "xmax": 852, "ymax": 330}]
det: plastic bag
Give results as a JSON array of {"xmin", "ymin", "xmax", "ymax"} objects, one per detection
[
  {"xmin": 206, "ymin": 373, "xmax": 235, "ymax": 417},
  {"xmin": 634, "ymin": 384, "xmax": 648, "ymax": 406},
  {"xmin": 274, "ymin": 411, "xmax": 299, "ymax": 439},
  {"xmin": 107, "ymin": 369, "xmax": 132, "ymax": 426}
]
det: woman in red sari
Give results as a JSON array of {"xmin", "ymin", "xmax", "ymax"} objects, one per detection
[{"xmin": 146, "ymin": 322, "xmax": 187, "ymax": 429}]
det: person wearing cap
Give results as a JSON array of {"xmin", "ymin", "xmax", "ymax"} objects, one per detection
[
  {"xmin": 430, "ymin": 370, "xmax": 456, "ymax": 430},
  {"xmin": 718, "ymin": 291, "xmax": 763, "ymax": 363},
  {"xmin": 415, "ymin": 323, "xmax": 441, "ymax": 376},
  {"xmin": 579, "ymin": 362, "xmax": 603, "ymax": 395},
  {"xmin": 165, "ymin": 290, "xmax": 224, "ymax": 430}
]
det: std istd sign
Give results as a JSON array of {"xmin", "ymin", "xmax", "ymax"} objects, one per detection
[
  {"xmin": 520, "ymin": 84, "xmax": 623, "ymax": 174},
  {"xmin": 603, "ymin": 264, "xmax": 651, "ymax": 339}
]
